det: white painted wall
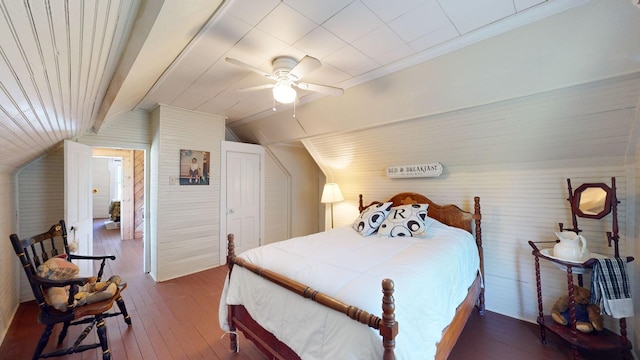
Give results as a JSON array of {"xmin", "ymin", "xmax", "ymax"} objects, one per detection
[
  {"xmin": 634, "ymin": 131, "xmax": 640, "ymax": 353},
  {"xmin": 149, "ymin": 109, "xmax": 160, "ymax": 280},
  {"xmin": 263, "ymin": 149, "xmax": 291, "ymax": 244},
  {"xmin": 149, "ymin": 105, "xmax": 225, "ymax": 281},
  {"xmin": 15, "ymin": 147, "xmax": 65, "ymax": 302},
  {"xmin": 0, "ymin": 172, "xmax": 17, "ymax": 344},
  {"xmin": 302, "ymin": 120, "xmax": 639, "ymax": 356},
  {"xmin": 80, "ymin": 109, "xmax": 151, "ymax": 149},
  {"xmin": 265, "ymin": 143, "xmax": 321, "ymax": 241}
]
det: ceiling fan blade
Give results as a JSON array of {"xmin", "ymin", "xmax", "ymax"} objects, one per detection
[
  {"xmin": 290, "ymin": 55, "xmax": 321, "ymax": 80},
  {"xmin": 295, "ymin": 82, "xmax": 344, "ymax": 96},
  {"xmin": 225, "ymin": 57, "xmax": 273, "ymax": 78},
  {"xmin": 235, "ymin": 84, "xmax": 275, "ymax": 92}
]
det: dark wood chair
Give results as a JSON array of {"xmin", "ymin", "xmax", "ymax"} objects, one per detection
[{"xmin": 9, "ymin": 220, "xmax": 131, "ymax": 360}]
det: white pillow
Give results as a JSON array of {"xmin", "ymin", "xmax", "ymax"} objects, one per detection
[
  {"xmin": 377, "ymin": 203, "xmax": 429, "ymax": 237},
  {"xmin": 37, "ymin": 257, "xmax": 79, "ymax": 280},
  {"xmin": 352, "ymin": 202, "xmax": 393, "ymax": 236}
]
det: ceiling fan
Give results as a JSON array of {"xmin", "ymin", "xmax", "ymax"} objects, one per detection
[{"xmin": 225, "ymin": 55, "xmax": 344, "ymax": 104}]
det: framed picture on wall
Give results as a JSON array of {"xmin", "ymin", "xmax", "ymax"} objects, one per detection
[{"xmin": 180, "ymin": 149, "xmax": 210, "ymax": 185}]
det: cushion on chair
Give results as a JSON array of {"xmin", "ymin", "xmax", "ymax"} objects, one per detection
[
  {"xmin": 37, "ymin": 257, "xmax": 79, "ymax": 280},
  {"xmin": 38, "ymin": 257, "xmax": 80, "ymax": 311}
]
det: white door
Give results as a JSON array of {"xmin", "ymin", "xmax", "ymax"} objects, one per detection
[
  {"xmin": 64, "ymin": 140, "xmax": 94, "ymax": 276},
  {"xmin": 92, "ymin": 157, "xmax": 111, "ymax": 218},
  {"xmin": 220, "ymin": 141, "xmax": 264, "ymax": 264}
]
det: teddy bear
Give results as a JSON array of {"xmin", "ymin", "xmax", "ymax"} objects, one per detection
[
  {"xmin": 551, "ymin": 285, "xmax": 603, "ymax": 333},
  {"xmin": 74, "ymin": 275, "xmax": 122, "ymax": 306}
]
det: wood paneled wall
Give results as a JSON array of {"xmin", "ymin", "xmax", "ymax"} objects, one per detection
[
  {"xmin": 150, "ymin": 105, "xmax": 225, "ymax": 282},
  {"xmin": 302, "ymin": 77, "xmax": 637, "ymax": 329},
  {"xmin": 134, "ymin": 150, "xmax": 144, "ymax": 239},
  {"xmin": 314, "ymin": 149, "xmax": 629, "ymax": 327},
  {"xmin": 633, "ymin": 139, "xmax": 640, "ymax": 350},
  {"xmin": 15, "ymin": 147, "xmax": 65, "ymax": 302},
  {"xmin": 80, "ymin": 110, "xmax": 150, "ymax": 149},
  {"xmin": 0, "ymin": 173, "xmax": 17, "ymax": 343}
]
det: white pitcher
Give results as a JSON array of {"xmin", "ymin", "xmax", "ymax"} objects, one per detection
[{"xmin": 554, "ymin": 231, "xmax": 589, "ymax": 261}]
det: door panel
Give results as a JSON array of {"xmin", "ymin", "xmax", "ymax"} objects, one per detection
[
  {"xmin": 220, "ymin": 141, "xmax": 264, "ymax": 264},
  {"xmin": 64, "ymin": 140, "xmax": 94, "ymax": 276},
  {"xmin": 226, "ymin": 152, "xmax": 260, "ymax": 255},
  {"xmin": 92, "ymin": 157, "xmax": 111, "ymax": 218}
]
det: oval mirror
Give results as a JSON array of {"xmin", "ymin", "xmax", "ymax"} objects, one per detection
[{"xmin": 571, "ymin": 183, "xmax": 612, "ymax": 219}]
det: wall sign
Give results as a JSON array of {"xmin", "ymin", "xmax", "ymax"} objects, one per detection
[{"xmin": 386, "ymin": 162, "xmax": 443, "ymax": 178}]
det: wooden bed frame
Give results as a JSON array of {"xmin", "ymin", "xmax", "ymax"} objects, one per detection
[{"xmin": 225, "ymin": 192, "xmax": 484, "ymax": 360}]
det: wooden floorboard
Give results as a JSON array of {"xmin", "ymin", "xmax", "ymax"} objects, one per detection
[{"xmin": 1, "ymin": 219, "xmax": 629, "ymax": 359}]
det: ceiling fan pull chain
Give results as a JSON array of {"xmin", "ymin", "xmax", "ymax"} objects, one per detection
[{"xmin": 294, "ymin": 100, "xmax": 307, "ymax": 134}]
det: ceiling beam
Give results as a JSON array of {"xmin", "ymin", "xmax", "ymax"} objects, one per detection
[{"xmin": 92, "ymin": 0, "xmax": 225, "ymax": 132}]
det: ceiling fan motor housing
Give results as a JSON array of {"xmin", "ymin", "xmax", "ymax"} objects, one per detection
[{"xmin": 272, "ymin": 56, "xmax": 299, "ymax": 81}]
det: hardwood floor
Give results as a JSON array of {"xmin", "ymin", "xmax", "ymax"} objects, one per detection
[{"xmin": 1, "ymin": 220, "xmax": 629, "ymax": 359}]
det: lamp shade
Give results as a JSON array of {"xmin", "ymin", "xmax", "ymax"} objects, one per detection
[
  {"xmin": 273, "ymin": 81, "xmax": 296, "ymax": 104},
  {"xmin": 321, "ymin": 183, "xmax": 344, "ymax": 203}
]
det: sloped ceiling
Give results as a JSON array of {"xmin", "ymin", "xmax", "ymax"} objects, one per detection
[
  {"xmin": 0, "ymin": 0, "xmax": 596, "ymax": 173},
  {"xmin": 229, "ymin": 0, "xmax": 640, "ymax": 172},
  {"xmin": 0, "ymin": 0, "xmax": 223, "ymax": 172},
  {"xmin": 0, "ymin": 0, "xmax": 639, "ymax": 174}
]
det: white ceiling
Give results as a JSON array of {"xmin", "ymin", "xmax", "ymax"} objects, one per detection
[
  {"xmin": 138, "ymin": 0, "xmax": 587, "ymax": 122},
  {"xmin": 0, "ymin": 0, "xmax": 604, "ymax": 171}
]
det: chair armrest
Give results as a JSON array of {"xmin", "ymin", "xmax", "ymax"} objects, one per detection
[
  {"xmin": 68, "ymin": 254, "xmax": 116, "ymax": 261},
  {"xmin": 31, "ymin": 275, "xmax": 92, "ymax": 287},
  {"xmin": 67, "ymin": 254, "xmax": 116, "ymax": 282}
]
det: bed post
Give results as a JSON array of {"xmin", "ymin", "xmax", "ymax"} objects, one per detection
[
  {"xmin": 359, "ymin": 194, "xmax": 364, "ymax": 212},
  {"xmin": 226, "ymin": 234, "xmax": 238, "ymax": 352},
  {"xmin": 473, "ymin": 197, "xmax": 485, "ymax": 314},
  {"xmin": 381, "ymin": 278, "xmax": 398, "ymax": 360},
  {"xmin": 227, "ymin": 234, "xmax": 236, "ymax": 275}
]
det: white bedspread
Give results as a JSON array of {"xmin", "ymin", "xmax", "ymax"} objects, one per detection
[{"xmin": 219, "ymin": 217, "xmax": 479, "ymax": 359}]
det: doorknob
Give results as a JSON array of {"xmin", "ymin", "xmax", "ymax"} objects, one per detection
[{"xmin": 228, "ymin": 208, "xmax": 235, "ymax": 214}]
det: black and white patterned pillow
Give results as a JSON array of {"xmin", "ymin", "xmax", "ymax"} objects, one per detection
[
  {"xmin": 377, "ymin": 203, "xmax": 429, "ymax": 237},
  {"xmin": 352, "ymin": 202, "xmax": 393, "ymax": 236}
]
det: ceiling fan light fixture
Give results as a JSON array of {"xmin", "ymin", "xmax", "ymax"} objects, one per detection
[{"xmin": 273, "ymin": 81, "xmax": 296, "ymax": 104}]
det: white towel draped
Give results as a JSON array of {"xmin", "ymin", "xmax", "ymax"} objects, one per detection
[{"xmin": 590, "ymin": 258, "xmax": 634, "ymax": 319}]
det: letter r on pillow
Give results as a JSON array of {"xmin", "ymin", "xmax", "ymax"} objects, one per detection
[{"xmin": 391, "ymin": 208, "xmax": 407, "ymax": 219}]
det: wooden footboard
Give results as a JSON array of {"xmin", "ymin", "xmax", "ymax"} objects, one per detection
[{"xmin": 227, "ymin": 233, "xmax": 399, "ymax": 359}]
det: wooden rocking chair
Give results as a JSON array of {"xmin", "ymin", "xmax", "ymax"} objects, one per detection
[{"xmin": 9, "ymin": 220, "xmax": 131, "ymax": 360}]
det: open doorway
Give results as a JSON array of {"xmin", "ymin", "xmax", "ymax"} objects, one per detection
[
  {"xmin": 92, "ymin": 156, "xmax": 121, "ymax": 228},
  {"xmin": 92, "ymin": 148, "xmax": 147, "ymax": 271}
]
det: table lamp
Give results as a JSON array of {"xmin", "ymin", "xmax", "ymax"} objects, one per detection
[{"xmin": 321, "ymin": 183, "xmax": 344, "ymax": 228}]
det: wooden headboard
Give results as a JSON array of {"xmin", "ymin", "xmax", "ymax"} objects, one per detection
[{"xmin": 359, "ymin": 192, "xmax": 480, "ymax": 233}]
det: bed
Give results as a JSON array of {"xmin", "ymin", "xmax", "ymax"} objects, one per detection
[{"xmin": 219, "ymin": 192, "xmax": 484, "ymax": 359}]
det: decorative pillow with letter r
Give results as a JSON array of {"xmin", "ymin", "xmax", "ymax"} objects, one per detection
[
  {"xmin": 352, "ymin": 202, "xmax": 393, "ymax": 236},
  {"xmin": 377, "ymin": 203, "xmax": 429, "ymax": 237}
]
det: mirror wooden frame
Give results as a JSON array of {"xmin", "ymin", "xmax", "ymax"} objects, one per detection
[
  {"xmin": 571, "ymin": 182, "xmax": 613, "ymax": 219},
  {"xmin": 563, "ymin": 177, "xmax": 621, "ymax": 257}
]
